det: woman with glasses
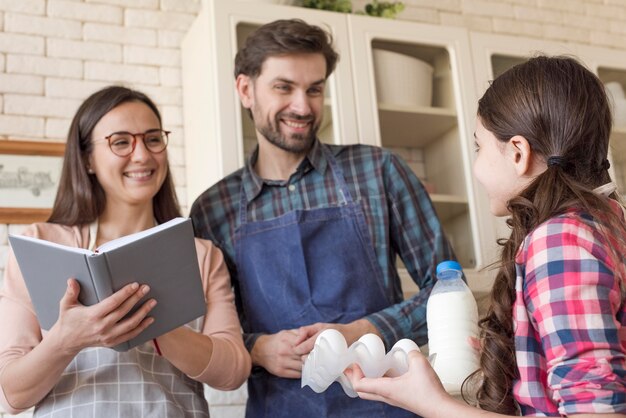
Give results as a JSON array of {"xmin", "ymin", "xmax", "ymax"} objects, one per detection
[{"xmin": 0, "ymin": 86, "xmax": 251, "ymax": 417}]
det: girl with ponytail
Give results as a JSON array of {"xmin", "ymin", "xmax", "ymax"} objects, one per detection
[{"xmin": 347, "ymin": 56, "xmax": 626, "ymax": 417}]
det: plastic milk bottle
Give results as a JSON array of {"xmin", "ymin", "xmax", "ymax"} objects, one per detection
[{"xmin": 427, "ymin": 260, "xmax": 480, "ymax": 395}]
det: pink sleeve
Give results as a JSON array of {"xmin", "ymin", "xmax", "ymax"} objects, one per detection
[
  {"xmin": 189, "ymin": 239, "xmax": 251, "ymax": 390},
  {"xmin": 0, "ymin": 226, "xmax": 43, "ymax": 414}
]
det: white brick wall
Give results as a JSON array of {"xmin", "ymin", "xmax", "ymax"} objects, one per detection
[
  {"xmin": 0, "ymin": 114, "xmax": 45, "ymax": 137},
  {"xmin": 83, "ymin": 22, "xmax": 157, "ymax": 46},
  {"xmin": 0, "ymin": 73, "xmax": 44, "ymax": 95},
  {"xmin": 47, "ymin": 0, "xmax": 123, "ymax": 24},
  {"xmin": 4, "ymin": 94, "xmax": 81, "ymax": 118},
  {"xmin": 0, "ymin": 33, "xmax": 44, "ymax": 55},
  {"xmin": 45, "ymin": 78, "xmax": 108, "ymax": 100},
  {"xmin": 5, "ymin": 13, "xmax": 82, "ymax": 38},
  {"xmin": 47, "ymin": 38, "xmax": 123, "ymax": 62},
  {"xmin": 2, "ymin": 0, "xmax": 626, "ymax": 417},
  {"xmin": 123, "ymin": 44, "xmax": 181, "ymax": 67},
  {"xmin": 7, "ymin": 55, "xmax": 83, "ymax": 78},
  {"xmin": 0, "ymin": 0, "xmax": 46, "ymax": 15},
  {"xmin": 124, "ymin": 8, "xmax": 196, "ymax": 30}
]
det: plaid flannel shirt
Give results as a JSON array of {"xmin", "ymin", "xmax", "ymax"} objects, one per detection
[
  {"xmin": 513, "ymin": 207, "xmax": 626, "ymax": 416},
  {"xmin": 190, "ymin": 140, "xmax": 455, "ymax": 350}
]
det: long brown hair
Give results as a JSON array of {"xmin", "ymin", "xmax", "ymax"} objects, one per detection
[
  {"xmin": 471, "ymin": 56, "xmax": 626, "ymax": 413},
  {"xmin": 48, "ymin": 86, "xmax": 181, "ymax": 226}
]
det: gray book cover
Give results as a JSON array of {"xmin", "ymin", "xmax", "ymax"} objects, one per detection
[{"xmin": 8, "ymin": 217, "xmax": 207, "ymax": 351}]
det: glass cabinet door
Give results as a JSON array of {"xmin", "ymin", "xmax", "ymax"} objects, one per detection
[
  {"xmin": 470, "ymin": 32, "xmax": 578, "ymax": 97},
  {"xmin": 349, "ymin": 15, "xmax": 487, "ymax": 271}
]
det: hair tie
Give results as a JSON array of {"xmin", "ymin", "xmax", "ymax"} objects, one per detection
[
  {"xmin": 601, "ymin": 159, "xmax": 611, "ymax": 171},
  {"xmin": 547, "ymin": 156, "xmax": 566, "ymax": 168}
]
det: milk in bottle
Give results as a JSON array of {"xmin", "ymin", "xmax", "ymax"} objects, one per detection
[{"xmin": 427, "ymin": 260, "xmax": 480, "ymax": 395}]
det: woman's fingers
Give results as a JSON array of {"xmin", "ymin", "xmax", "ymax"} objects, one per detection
[
  {"xmin": 355, "ymin": 390, "xmax": 388, "ymax": 404},
  {"xmin": 101, "ymin": 316, "xmax": 155, "ymax": 348},
  {"xmin": 408, "ymin": 350, "xmax": 428, "ymax": 369},
  {"xmin": 96, "ymin": 282, "xmax": 143, "ymax": 316},
  {"xmin": 354, "ymin": 375, "xmax": 391, "ymax": 395},
  {"xmin": 106, "ymin": 284, "xmax": 151, "ymax": 323},
  {"xmin": 52, "ymin": 281, "xmax": 159, "ymax": 350},
  {"xmin": 107, "ymin": 298, "xmax": 157, "ymax": 338},
  {"xmin": 97, "ymin": 298, "xmax": 157, "ymax": 347},
  {"xmin": 59, "ymin": 278, "xmax": 81, "ymax": 310},
  {"xmin": 84, "ymin": 283, "xmax": 158, "ymax": 348},
  {"xmin": 94, "ymin": 283, "xmax": 154, "ymax": 326}
]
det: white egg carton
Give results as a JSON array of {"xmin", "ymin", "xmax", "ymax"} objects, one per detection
[{"xmin": 301, "ymin": 329, "xmax": 420, "ymax": 397}]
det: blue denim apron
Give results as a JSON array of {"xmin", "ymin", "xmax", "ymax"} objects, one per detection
[{"xmin": 234, "ymin": 147, "xmax": 418, "ymax": 418}]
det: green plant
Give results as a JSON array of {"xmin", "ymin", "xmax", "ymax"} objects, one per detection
[
  {"xmin": 301, "ymin": 0, "xmax": 352, "ymax": 13},
  {"xmin": 364, "ymin": 0, "xmax": 405, "ymax": 18},
  {"xmin": 300, "ymin": 0, "xmax": 404, "ymax": 19}
]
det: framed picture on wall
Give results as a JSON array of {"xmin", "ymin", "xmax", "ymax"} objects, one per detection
[{"xmin": 0, "ymin": 140, "xmax": 65, "ymax": 224}]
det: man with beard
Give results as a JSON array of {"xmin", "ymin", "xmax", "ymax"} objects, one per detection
[{"xmin": 189, "ymin": 19, "xmax": 456, "ymax": 418}]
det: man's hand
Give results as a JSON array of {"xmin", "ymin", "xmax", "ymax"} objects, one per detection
[
  {"xmin": 293, "ymin": 319, "xmax": 380, "ymax": 358},
  {"xmin": 250, "ymin": 330, "xmax": 303, "ymax": 378}
]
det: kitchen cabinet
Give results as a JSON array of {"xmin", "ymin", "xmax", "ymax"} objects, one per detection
[
  {"xmin": 577, "ymin": 44, "xmax": 626, "ymax": 192},
  {"xmin": 182, "ymin": 0, "xmax": 499, "ymax": 290},
  {"xmin": 348, "ymin": 14, "xmax": 493, "ymax": 273}
]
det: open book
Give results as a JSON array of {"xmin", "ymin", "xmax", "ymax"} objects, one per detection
[{"xmin": 8, "ymin": 217, "xmax": 207, "ymax": 351}]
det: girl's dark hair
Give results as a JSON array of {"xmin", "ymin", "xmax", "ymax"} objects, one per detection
[
  {"xmin": 234, "ymin": 18, "xmax": 339, "ymax": 80},
  {"xmin": 469, "ymin": 55, "xmax": 626, "ymax": 413},
  {"xmin": 48, "ymin": 85, "xmax": 181, "ymax": 226}
]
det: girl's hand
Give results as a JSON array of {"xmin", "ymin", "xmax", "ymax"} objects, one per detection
[
  {"xmin": 468, "ymin": 336, "xmax": 481, "ymax": 352},
  {"xmin": 344, "ymin": 350, "xmax": 449, "ymax": 417},
  {"xmin": 48, "ymin": 278, "xmax": 157, "ymax": 355}
]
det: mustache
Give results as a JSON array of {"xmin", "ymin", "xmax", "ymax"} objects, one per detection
[{"xmin": 277, "ymin": 112, "xmax": 315, "ymax": 122}]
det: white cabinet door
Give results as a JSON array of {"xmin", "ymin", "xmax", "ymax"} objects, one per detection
[
  {"xmin": 349, "ymin": 15, "xmax": 489, "ymax": 270},
  {"xmin": 182, "ymin": 0, "xmax": 358, "ymax": 201},
  {"xmin": 470, "ymin": 32, "xmax": 579, "ymax": 97},
  {"xmin": 577, "ymin": 44, "xmax": 626, "ymax": 193}
]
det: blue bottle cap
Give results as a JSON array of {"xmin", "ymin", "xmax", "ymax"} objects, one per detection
[{"xmin": 436, "ymin": 260, "xmax": 462, "ymax": 275}]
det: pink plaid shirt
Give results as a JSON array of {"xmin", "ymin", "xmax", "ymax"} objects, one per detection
[{"xmin": 512, "ymin": 206, "xmax": 626, "ymax": 416}]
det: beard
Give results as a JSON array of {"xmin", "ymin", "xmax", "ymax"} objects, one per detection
[{"xmin": 256, "ymin": 111, "xmax": 319, "ymax": 154}]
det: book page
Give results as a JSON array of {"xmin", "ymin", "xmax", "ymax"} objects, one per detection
[
  {"xmin": 95, "ymin": 217, "xmax": 187, "ymax": 253},
  {"xmin": 10, "ymin": 234, "xmax": 93, "ymax": 256}
]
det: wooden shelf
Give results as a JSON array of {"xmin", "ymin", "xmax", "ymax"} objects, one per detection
[
  {"xmin": 430, "ymin": 193, "xmax": 468, "ymax": 223},
  {"xmin": 430, "ymin": 193, "xmax": 467, "ymax": 204},
  {"xmin": 378, "ymin": 103, "xmax": 457, "ymax": 148}
]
